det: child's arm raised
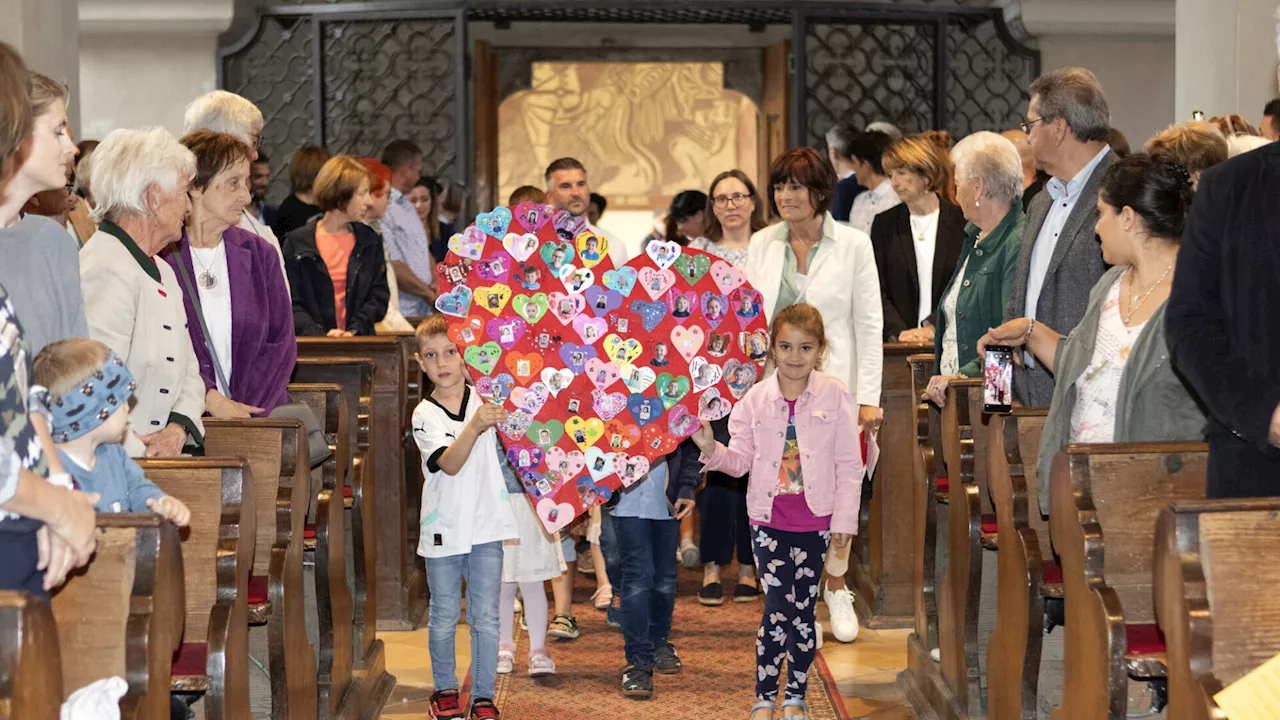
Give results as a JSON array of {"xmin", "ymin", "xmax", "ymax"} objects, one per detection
[
  {"xmin": 692, "ymin": 399, "xmax": 755, "ymax": 478},
  {"xmin": 830, "ymin": 388, "xmax": 865, "ymax": 543},
  {"xmin": 417, "ymin": 403, "xmax": 507, "ymax": 477}
]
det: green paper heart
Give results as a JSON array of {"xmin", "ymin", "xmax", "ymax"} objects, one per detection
[
  {"xmin": 539, "ymin": 240, "xmax": 575, "ymax": 268},
  {"xmin": 512, "ymin": 293, "xmax": 549, "ymax": 324},
  {"xmin": 527, "ymin": 419, "xmax": 565, "ymax": 449},
  {"xmin": 464, "ymin": 342, "xmax": 502, "ymax": 374},
  {"xmin": 674, "ymin": 253, "xmax": 710, "ymax": 286},
  {"xmin": 655, "ymin": 373, "xmax": 691, "ymax": 409}
]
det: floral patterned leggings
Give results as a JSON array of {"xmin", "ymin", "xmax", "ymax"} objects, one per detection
[{"xmin": 751, "ymin": 525, "xmax": 831, "ymax": 702}]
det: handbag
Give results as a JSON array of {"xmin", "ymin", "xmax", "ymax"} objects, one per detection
[{"xmin": 171, "ymin": 241, "xmax": 331, "ymax": 467}]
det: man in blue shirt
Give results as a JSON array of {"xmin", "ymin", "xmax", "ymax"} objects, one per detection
[
  {"xmin": 613, "ymin": 439, "xmax": 700, "ymax": 700},
  {"xmin": 380, "ymin": 140, "xmax": 437, "ymax": 318}
]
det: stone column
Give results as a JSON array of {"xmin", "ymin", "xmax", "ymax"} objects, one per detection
[
  {"xmin": 0, "ymin": 0, "xmax": 81, "ymax": 135},
  {"xmin": 1176, "ymin": 0, "xmax": 1280, "ymax": 123}
]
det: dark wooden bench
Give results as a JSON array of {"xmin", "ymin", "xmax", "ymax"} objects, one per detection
[
  {"xmin": 0, "ymin": 591, "xmax": 62, "ymax": 718},
  {"xmin": 204, "ymin": 418, "xmax": 316, "ymax": 719},
  {"xmin": 139, "ymin": 458, "xmax": 256, "ymax": 719},
  {"xmin": 852, "ymin": 340, "xmax": 931, "ymax": 628},
  {"xmin": 289, "ymin": 364, "xmax": 394, "ymax": 716},
  {"xmin": 984, "ymin": 406, "xmax": 1052, "ymax": 720},
  {"xmin": 1048, "ymin": 443, "xmax": 1208, "ymax": 720},
  {"xmin": 287, "ymin": 382, "xmax": 355, "ymax": 719},
  {"xmin": 51, "ymin": 514, "xmax": 184, "ymax": 720},
  {"xmin": 1154, "ymin": 498, "xmax": 1280, "ymax": 720},
  {"xmin": 298, "ymin": 337, "xmax": 426, "ymax": 634}
]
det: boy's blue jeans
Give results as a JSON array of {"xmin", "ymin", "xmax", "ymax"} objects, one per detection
[
  {"xmin": 614, "ymin": 516, "xmax": 679, "ymax": 669},
  {"xmin": 424, "ymin": 541, "xmax": 503, "ymax": 702}
]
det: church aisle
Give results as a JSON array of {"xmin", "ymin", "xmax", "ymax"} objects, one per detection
[{"xmin": 379, "ymin": 567, "xmax": 913, "ymax": 719}]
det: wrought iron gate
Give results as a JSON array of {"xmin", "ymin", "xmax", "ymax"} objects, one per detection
[{"xmin": 219, "ymin": 1, "xmax": 1037, "ymax": 200}]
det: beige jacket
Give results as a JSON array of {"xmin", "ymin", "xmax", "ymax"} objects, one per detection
[{"xmin": 80, "ymin": 222, "xmax": 206, "ymax": 456}]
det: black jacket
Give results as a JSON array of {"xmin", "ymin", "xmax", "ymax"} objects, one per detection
[
  {"xmin": 831, "ymin": 174, "xmax": 866, "ymax": 223},
  {"xmin": 283, "ymin": 218, "xmax": 390, "ymax": 337},
  {"xmin": 1167, "ymin": 143, "xmax": 1280, "ymax": 499},
  {"xmin": 870, "ymin": 200, "xmax": 967, "ymax": 340},
  {"xmin": 272, "ymin": 194, "xmax": 321, "ymax": 239}
]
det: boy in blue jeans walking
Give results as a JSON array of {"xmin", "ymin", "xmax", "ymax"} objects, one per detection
[
  {"xmin": 614, "ymin": 438, "xmax": 701, "ymax": 699},
  {"xmin": 412, "ymin": 317, "xmax": 518, "ymax": 719}
]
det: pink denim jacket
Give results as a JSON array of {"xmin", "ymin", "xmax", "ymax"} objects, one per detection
[{"xmin": 701, "ymin": 370, "xmax": 864, "ymax": 535}]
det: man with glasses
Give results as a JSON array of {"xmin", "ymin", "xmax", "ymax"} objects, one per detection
[{"xmin": 1005, "ymin": 67, "xmax": 1112, "ymax": 406}]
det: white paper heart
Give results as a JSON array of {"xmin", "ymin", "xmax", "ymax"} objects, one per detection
[
  {"xmin": 503, "ymin": 232, "xmax": 540, "ymax": 262},
  {"xmin": 540, "ymin": 367, "xmax": 574, "ymax": 397},
  {"xmin": 584, "ymin": 446, "xmax": 616, "ymax": 482}
]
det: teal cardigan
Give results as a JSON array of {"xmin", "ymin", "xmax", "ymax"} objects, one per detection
[{"xmin": 933, "ymin": 207, "xmax": 1025, "ymax": 378}]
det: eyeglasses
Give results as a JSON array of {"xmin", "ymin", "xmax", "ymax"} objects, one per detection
[
  {"xmin": 712, "ymin": 192, "xmax": 751, "ymax": 208},
  {"xmin": 1020, "ymin": 117, "xmax": 1046, "ymax": 134},
  {"xmin": 247, "ymin": 133, "xmax": 263, "ymax": 151}
]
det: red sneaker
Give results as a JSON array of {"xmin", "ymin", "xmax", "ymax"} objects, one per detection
[
  {"xmin": 429, "ymin": 689, "xmax": 465, "ymax": 719},
  {"xmin": 470, "ymin": 698, "xmax": 501, "ymax": 719}
]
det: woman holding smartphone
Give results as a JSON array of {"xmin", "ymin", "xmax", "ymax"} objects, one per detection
[
  {"xmin": 976, "ymin": 153, "xmax": 1208, "ymax": 514},
  {"xmin": 920, "ymin": 132, "xmax": 1025, "ymax": 407}
]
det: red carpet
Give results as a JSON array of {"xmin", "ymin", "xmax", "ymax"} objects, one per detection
[{"xmin": 491, "ymin": 568, "xmax": 846, "ymax": 719}]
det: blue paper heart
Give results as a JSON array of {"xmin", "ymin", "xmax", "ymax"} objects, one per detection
[
  {"xmin": 521, "ymin": 471, "xmax": 558, "ymax": 499},
  {"xmin": 476, "ymin": 207, "xmax": 513, "ymax": 239},
  {"xmin": 558, "ymin": 343, "xmax": 598, "ymax": 375},
  {"xmin": 626, "ymin": 393, "xmax": 665, "ymax": 427},
  {"xmin": 630, "ymin": 299, "xmax": 668, "ymax": 332},
  {"xmin": 435, "ymin": 285, "xmax": 473, "ymax": 317},
  {"xmin": 603, "ymin": 267, "xmax": 639, "ymax": 296},
  {"xmin": 576, "ymin": 475, "xmax": 612, "ymax": 505},
  {"xmin": 583, "ymin": 286, "xmax": 623, "ymax": 318}
]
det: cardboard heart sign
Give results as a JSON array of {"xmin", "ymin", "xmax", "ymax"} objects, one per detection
[{"xmin": 440, "ymin": 206, "xmax": 769, "ymax": 532}]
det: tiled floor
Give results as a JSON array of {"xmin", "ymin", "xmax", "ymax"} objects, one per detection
[{"xmin": 379, "ymin": 580, "xmax": 914, "ymax": 719}]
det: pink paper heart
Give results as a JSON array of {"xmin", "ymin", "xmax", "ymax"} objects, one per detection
[
  {"xmin": 710, "ymin": 260, "xmax": 746, "ymax": 294},
  {"xmin": 584, "ymin": 358, "xmax": 621, "ymax": 391},
  {"xmin": 536, "ymin": 497, "xmax": 575, "ymax": 533},
  {"xmin": 485, "ymin": 316, "xmax": 527, "ymax": 350},
  {"xmin": 572, "ymin": 315, "xmax": 608, "ymax": 345},
  {"xmin": 664, "ymin": 289, "xmax": 699, "ymax": 325},
  {"xmin": 637, "ymin": 267, "xmax": 676, "ymax": 300},
  {"xmin": 671, "ymin": 325, "xmax": 705, "ymax": 362},
  {"xmin": 667, "ymin": 404, "xmax": 699, "ymax": 438},
  {"xmin": 614, "ymin": 453, "xmax": 651, "ymax": 487},
  {"xmin": 545, "ymin": 447, "xmax": 586, "ymax": 481},
  {"xmin": 513, "ymin": 202, "xmax": 553, "ymax": 233},
  {"xmin": 548, "ymin": 292, "xmax": 585, "ymax": 325},
  {"xmin": 509, "ymin": 382, "xmax": 549, "ymax": 415},
  {"xmin": 591, "ymin": 390, "xmax": 627, "ymax": 421}
]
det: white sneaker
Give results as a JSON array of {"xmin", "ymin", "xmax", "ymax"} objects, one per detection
[
  {"xmin": 497, "ymin": 646, "xmax": 516, "ymax": 674},
  {"xmin": 815, "ymin": 620, "xmax": 824, "ymax": 649},
  {"xmin": 824, "ymin": 587, "xmax": 860, "ymax": 643}
]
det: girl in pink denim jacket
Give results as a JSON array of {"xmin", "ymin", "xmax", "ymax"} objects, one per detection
[{"xmin": 692, "ymin": 303, "xmax": 863, "ymax": 720}]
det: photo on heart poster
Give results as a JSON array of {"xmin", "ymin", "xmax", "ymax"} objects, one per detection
[{"xmin": 435, "ymin": 204, "xmax": 769, "ymax": 533}]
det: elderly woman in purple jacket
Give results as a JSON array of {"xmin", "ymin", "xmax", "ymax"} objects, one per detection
[{"xmin": 164, "ymin": 130, "xmax": 295, "ymax": 418}]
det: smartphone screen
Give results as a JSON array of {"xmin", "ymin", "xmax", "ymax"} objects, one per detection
[{"xmin": 983, "ymin": 345, "xmax": 1014, "ymax": 414}]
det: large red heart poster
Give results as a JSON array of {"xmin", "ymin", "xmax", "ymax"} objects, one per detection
[{"xmin": 435, "ymin": 203, "xmax": 769, "ymax": 533}]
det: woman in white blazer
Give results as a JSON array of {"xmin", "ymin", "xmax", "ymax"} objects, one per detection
[
  {"xmin": 80, "ymin": 127, "xmax": 206, "ymax": 458},
  {"xmin": 745, "ymin": 147, "xmax": 883, "ymax": 645}
]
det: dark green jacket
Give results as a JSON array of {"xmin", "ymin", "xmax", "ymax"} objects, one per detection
[{"xmin": 933, "ymin": 207, "xmax": 1024, "ymax": 378}]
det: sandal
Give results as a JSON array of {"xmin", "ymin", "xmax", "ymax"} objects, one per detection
[
  {"xmin": 781, "ymin": 698, "xmax": 810, "ymax": 720},
  {"xmin": 750, "ymin": 699, "xmax": 776, "ymax": 720},
  {"xmin": 591, "ymin": 584, "xmax": 613, "ymax": 610}
]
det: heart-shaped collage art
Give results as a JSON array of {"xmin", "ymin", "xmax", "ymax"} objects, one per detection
[{"xmin": 436, "ymin": 208, "xmax": 770, "ymax": 533}]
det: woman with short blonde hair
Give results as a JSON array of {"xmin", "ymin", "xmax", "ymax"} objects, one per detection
[
  {"xmin": 283, "ymin": 155, "xmax": 389, "ymax": 336},
  {"xmin": 1144, "ymin": 121, "xmax": 1228, "ymax": 189}
]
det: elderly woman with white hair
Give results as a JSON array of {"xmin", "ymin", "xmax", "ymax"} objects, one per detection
[
  {"xmin": 922, "ymin": 131, "xmax": 1026, "ymax": 406},
  {"xmin": 79, "ymin": 127, "xmax": 206, "ymax": 458},
  {"xmin": 183, "ymin": 90, "xmax": 287, "ymax": 284}
]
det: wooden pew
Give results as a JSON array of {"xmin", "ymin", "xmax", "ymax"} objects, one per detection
[
  {"xmin": 287, "ymin": 382, "xmax": 355, "ymax": 718},
  {"xmin": 0, "ymin": 591, "xmax": 62, "ymax": 718},
  {"xmin": 204, "ymin": 418, "xmax": 316, "ymax": 719},
  {"xmin": 852, "ymin": 340, "xmax": 931, "ymax": 627},
  {"xmin": 904, "ymin": 353, "xmax": 956, "ymax": 715},
  {"xmin": 985, "ymin": 406, "xmax": 1053, "ymax": 720},
  {"xmin": 138, "ymin": 458, "xmax": 255, "ymax": 719},
  {"xmin": 51, "ymin": 514, "xmax": 184, "ymax": 720},
  {"xmin": 297, "ymin": 337, "xmax": 427, "ymax": 633},
  {"xmin": 290, "ymin": 363, "xmax": 394, "ymax": 715},
  {"xmin": 1048, "ymin": 443, "xmax": 1208, "ymax": 720},
  {"xmin": 934, "ymin": 378, "xmax": 985, "ymax": 719},
  {"xmin": 1154, "ymin": 498, "xmax": 1280, "ymax": 720}
]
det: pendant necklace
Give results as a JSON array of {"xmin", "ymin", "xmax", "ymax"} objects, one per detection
[
  {"xmin": 1123, "ymin": 263, "xmax": 1173, "ymax": 325},
  {"xmin": 910, "ymin": 212, "xmax": 938, "ymax": 243},
  {"xmin": 192, "ymin": 242, "xmax": 225, "ymax": 290}
]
